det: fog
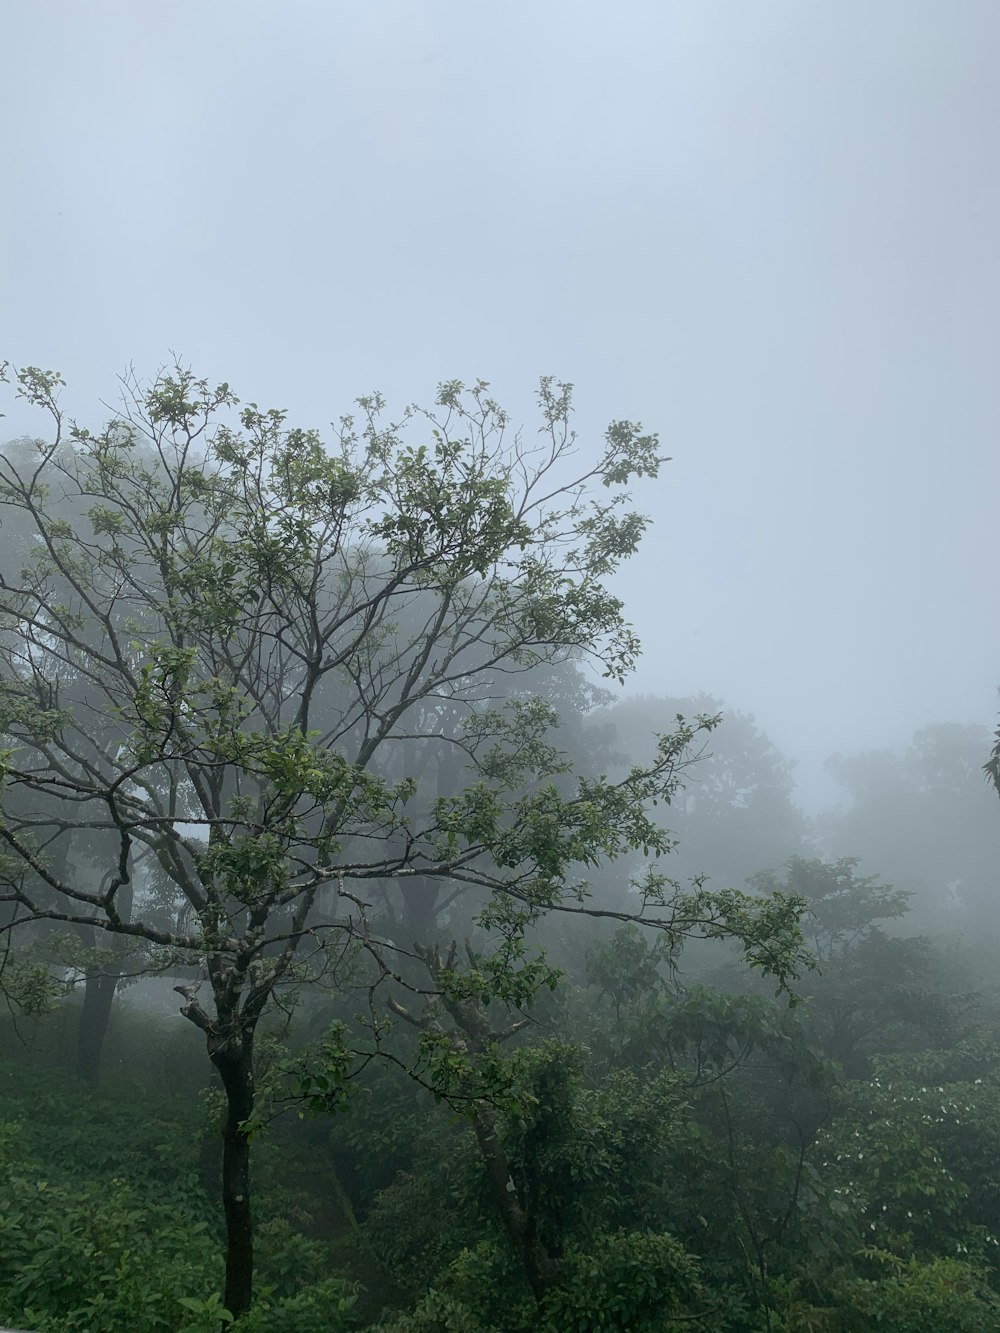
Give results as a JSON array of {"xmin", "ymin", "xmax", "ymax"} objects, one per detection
[
  {"xmin": 3, "ymin": 5, "xmax": 1000, "ymax": 1329},
  {"xmin": 4, "ymin": 1, "xmax": 998, "ymax": 817}
]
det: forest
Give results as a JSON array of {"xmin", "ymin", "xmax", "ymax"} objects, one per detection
[{"xmin": 0, "ymin": 361, "xmax": 999, "ymax": 1333}]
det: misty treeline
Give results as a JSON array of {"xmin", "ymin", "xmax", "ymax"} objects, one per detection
[{"xmin": 0, "ymin": 363, "xmax": 997, "ymax": 1332}]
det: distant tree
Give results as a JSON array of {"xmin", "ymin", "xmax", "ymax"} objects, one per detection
[
  {"xmin": 749, "ymin": 857, "xmax": 965, "ymax": 1071},
  {"xmin": 820, "ymin": 1037, "xmax": 1000, "ymax": 1283},
  {"xmin": 597, "ymin": 694, "xmax": 808, "ymax": 890},
  {"xmin": 823, "ymin": 724, "xmax": 1000, "ymax": 932},
  {"xmin": 0, "ymin": 362, "xmax": 807, "ymax": 1316},
  {"xmin": 0, "ymin": 437, "xmax": 170, "ymax": 1080}
]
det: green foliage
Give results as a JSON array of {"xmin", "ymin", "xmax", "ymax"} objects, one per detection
[
  {"xmin": 236, "ymin": 1277, "xmax": 360, "ymax": 1332},
  {"xmin": 0, "ymin": 1064, "xmax": 219, "ymax": 1331},
  {"xmin": 6, "ymin": 964, "xmax": 1000, "ymax": 1332},
  {"xmin": 372, "ymin": 1281, "xmax": 504, "ymax": 1333},
  {"xmin": 437, "ymin": 937, "xmax": 562, "ymax": 1012},
  {"xmin": 750, "ymin": 856, "xmax": 910, "ymax": 963},
  {"xmin": 177, "ymin": 1292, "xmax": 235, "ymax": 1332},
  {"xmin": 6, "ymin": 361, "xmax": 995, "ymax": 1331},
  {"xmin": 819, "ymin": 1039, "xmax": 1000, "ymax": 1259},
  {"xmin": 0, "ymin": 953, "xmax": 66, "ymax": 1015},
  {"xmin": 285, "ymin": 1022, "xmax": 358, "ymax": 1120},
  {"xmin": 0, "ymin": 1060, "xmax": 361, "ymax": 1333},
  {"xmin": 746, "ymin": 856, "xmax": 965, "ymax": 1070},
  {"xmin": 596, "ymin": 693, "xmax": 808, "ymax": 893},
  {"xmin": 985, "ymin": 720, "xmax": 1000, "ymax": 799},
  {"xmin": 363, "ymin": 1142, "xmax": 488, "ymax": 1295},
  {"xmin": 0, "ymin": 1157, "xmax": 221, "ymax": 1332},
  {"xmin": 537, "ymin": 1231, "xmax": 713, "ymax": 1332},
  {"xmin": 332, "ymin": 1060, "xmax": 431, "ymax": 1202},
  {"xmin": 500, "ymin": 1043, "xmax": 694, "ymax": 1243},
  {"xmin": 836, "ymin": 1254, "xmax": 1000, "ymax": 1332}
]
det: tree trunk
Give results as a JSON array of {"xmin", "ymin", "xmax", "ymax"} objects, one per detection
[
  {"xmin": 73, "ymin": 869, "xmax": 132, "ymax": 1081},
  {"xmin": 414, "ymin": 943, "xmax": 559, "ymax": 1304},
  {"xmin": 212, "ymin": 1036, "xmax": 255, "ymax": 1320},
  {"xmin": 198, "ymin": 1120, "xmax": 223, "ymax": 1197},
  {"xmin": 471, "ymin": 1102, "xmax": 557, "ymax": 1304},
  {"xmin": 76, "ymin": 969, "xmax": 118, "ymax": 1081},
  {"xmin": 179, "ymin": 969, "xmax": 274, "ymax": 1323},
  {"xmin": 400, "ymin": 873, "xmax": 441, "ymax": 945}
]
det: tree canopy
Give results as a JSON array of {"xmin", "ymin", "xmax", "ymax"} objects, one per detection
[{"xmin": 0, "ymin": 362, "xmax": 808, "ymax": 1316}]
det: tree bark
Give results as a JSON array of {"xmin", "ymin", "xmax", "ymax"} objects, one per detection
[
  {"xmin": 212, "ymin": 1035, "xmax": 255, "ymax": 1320},
  {"xmin": 198, "ymin": 1119, "xmax": 223, "ymax": 1197},
  {"xmin": 470, "ymin": 1103, "xmax": 558, "ymax": 1304},
  {"xmin": 179, "ymin": 964, "xmax": 277, "ymax": 1323},
  {"xmin": 76, "ymin": 968, "xmax": 118, "ymax": 1081},
  {"xmin": 411, "ymin": 944, "xmax": 559, "ymax": 1305},
  {"xmin": 74, "ymin": 865, "xmax": 132, "ymax": 1082}
]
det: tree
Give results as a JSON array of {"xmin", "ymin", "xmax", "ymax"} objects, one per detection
[
  {"xmin": 804, "ymin": 1037, "xmax": 1000, "ymax": 1332},
  {"xmin": 597, "ymin": 694, "xmax": 808, "ymax": 892},
  {"xmin": 749, "ymin": 858, "xmax": 964, "ymax": 1072},
  {"xmin": 0, "ymin": 436, "xmax": 161, "ymax": 1081},
  {"xmin": 0, "ymin": 362, "xmax": 807, "ymax": 1317},
  {"xmin": 823, "ymin": 724, "xmax": 1000, "ymax": 932}
]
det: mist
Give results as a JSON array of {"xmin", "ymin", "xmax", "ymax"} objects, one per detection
[
  {"xmin": 5, "ymin": 1, "xmax": 999, "ymax": 813},
  {"xmin": 2, "ymin": 3, "xmax": 999, "ymax": 1330}
]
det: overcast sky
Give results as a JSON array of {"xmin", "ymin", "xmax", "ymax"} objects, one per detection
[{"xmin": 4, "ymin": 1, "xmax": 998, "ymax": 809}]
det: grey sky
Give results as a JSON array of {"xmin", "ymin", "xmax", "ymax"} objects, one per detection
[{"xmin": 4, "ymin": 1, "xmax": 998, "ymax": 809}]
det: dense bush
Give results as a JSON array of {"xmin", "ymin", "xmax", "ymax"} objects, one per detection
[
  {"xmin": 4, "ymin": 916, "xmax": 1000, "ymax": 1331},
  {"xmin": 0, "ymin": 1064, "xmax": 360, "ymax": 1333}
]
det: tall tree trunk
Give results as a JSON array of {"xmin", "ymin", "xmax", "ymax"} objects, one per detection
[
  {"xmin": 406, "ymin": 942, "xmax": 559, "ymax": 1305},
  {"xmin": 76, "ymin": 968, "xmax": 118, "ymax": 1081},
  {"xmin": 470, "ymin": 1103, "xmax": 557, "ymax": 1304},
  {"xmin": 74, "ymin": 870, "xmax": 132, "ymax": 1081},
  {"xmin": 179, "ymin": 968, "xmax": 275, "ymax": 1323},
  {"xmin": 400, "ymin": 873, "xmax": 441, "ymax": 946},
  {"xmin": 198, "ymin": 1115, "xmax": 223, "ymax": 1197},
  {"xmin": 211, "ymin": 1034, "xmax": 255, "ymax": 1320}
]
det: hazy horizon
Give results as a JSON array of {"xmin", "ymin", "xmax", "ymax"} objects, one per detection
[{"xmin": 5, "ymin": 1, "xmax": 998, "ymax": 814}]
